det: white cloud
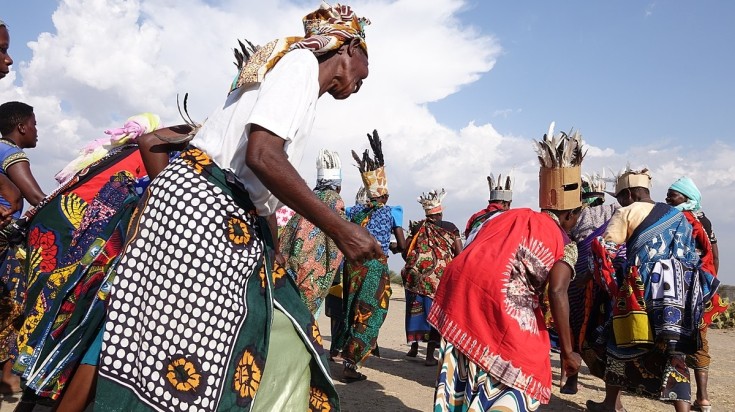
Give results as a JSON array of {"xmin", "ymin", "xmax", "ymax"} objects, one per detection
[{"xmin": 2, "ymin": 0, "xmax": 734, "ymax": 284}]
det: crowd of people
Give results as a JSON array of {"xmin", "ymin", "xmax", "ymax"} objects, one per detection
[{"xmin": 0, "ymin": 4, "xmax": 727, "ymax": 412}]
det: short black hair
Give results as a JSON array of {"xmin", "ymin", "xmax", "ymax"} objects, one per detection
[{"xmin": 0, "ymin": 101, "xmax": 34, "ymax": 136}]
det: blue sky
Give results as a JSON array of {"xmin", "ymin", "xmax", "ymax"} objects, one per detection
[{"xmin": 1, "ymin": 0, "xmax": 734, "ymax": 282}]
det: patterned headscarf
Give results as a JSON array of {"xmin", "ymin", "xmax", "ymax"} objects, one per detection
[
  {"xmin": 230, "ymin": 3, "xmax": 370, "ymax": 92},
  {"xmin": 669, "ymin": 176, "xmax": 702, "ymax": 212}
]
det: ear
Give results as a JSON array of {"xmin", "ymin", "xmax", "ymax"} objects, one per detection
[
  {"xmin": 17, "ymin": 122, "xmax": 26, "ymax": 134},
  {"xmin": 346, "ymin": 37, "xmax": 363, "ymax": 57}
]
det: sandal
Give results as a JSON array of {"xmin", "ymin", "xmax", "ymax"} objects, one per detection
[
  {"xmin": 692, "ymin": 401, "xmax": 712, "ymax": 412},
  {"xmin": 342, "ymin": 371, "xmax": 368, "ymax": 383}
]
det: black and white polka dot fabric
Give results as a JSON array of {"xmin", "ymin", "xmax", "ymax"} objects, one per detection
[{"xmin": 98, "ymin": 157, "xmax": 264, "ymax": 411}]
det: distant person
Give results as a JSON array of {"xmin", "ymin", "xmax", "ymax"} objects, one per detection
[
  {"xmin": 401, "ymin": 189, "xmax": 461, "ymax": 366},
  {"xmin": 666, "ymin": 176, "xmax": 727, "ymax": 412},
  {"xmin": 464, "ymin": 172, "xmax": 512, "ymax": 238},
  {"xmin": 587, "ymin": 169, "xmax": 719, "ymax": 412},
  {"xmin": 562, "ymin": 172, "xmax": 620, "ymax": 394},
  {"xmin": 0, "ymin": 101, "xmax": 45, "ymax": 396},
  {"xmin": 279, "ymin": 149, "xmax": 347, "ymax": 315},
  {"xmin": 336, "ymin": 130, "xmax": 406, "ymax": 382}
]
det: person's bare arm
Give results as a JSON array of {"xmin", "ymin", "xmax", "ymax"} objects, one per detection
[
  {"xmin": 6, "ymin": 162, "xmax": 45, "ymax": 206},
  {"xmin": 0, "ymin": 173, "xmax": 21, "ymax": 214},
  {"xmin": 137, "ymin": 125, "xmax": 192, "ymax": 180},
  {"xmin": 392, "ymin": 226, "xmax": 406, "ymax": 254},
  {"xmin": 246, "ymin": 125, "xmax": 382, "ymax": 262},
  {"xmin": 712, "ymin": 242, "xmax": 719, "ymax": 274},
  {"xmin": 452, "ymin": 237, "xmax": 463, "ymax": 256},
  {"xmin": 547, "ymin": 260, "xmax": 582, "ymax": 377}
]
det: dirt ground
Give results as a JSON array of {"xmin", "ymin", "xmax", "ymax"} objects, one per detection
[
  {"xmin": 322, "ymin": 285, "xmax": 735, "ymax": 412},
  {"xmin": 2, "ymin": 284, "xmax": 733, "ymax": 411}
]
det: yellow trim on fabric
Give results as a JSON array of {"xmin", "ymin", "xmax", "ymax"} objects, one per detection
[
  {"xmin": 613, "ymin": 311, "xmax": 654, "ymax": 347},
  {"xmin": 2, "ymin": 151, "xmax": 29, "ymax": 171}
]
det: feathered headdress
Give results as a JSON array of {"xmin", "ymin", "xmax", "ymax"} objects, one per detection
[
  {"xmin": 607, "ymin": 165, "xmax": 652, "ymax": 196},
  {"xmin": 352, "ymin": 130, "xmax": 387, "ymax": 197},
  {"xmin": 534, "ymin": 121, "xmax": 585, "ymax": 210},
  {"xmin": 355, "ymin": 186, "xmax": 370, "ymax": 206},
  {"xmin": 488, "ymin": 173, "xmax": 513, "ymax": 202},
  {"xmin": 417, "ymin": 189, "xmax": 446, "ymax": 215},
  {"xmin": 316, "ymin": 149, "xmax": 342, "ymax": 181}
]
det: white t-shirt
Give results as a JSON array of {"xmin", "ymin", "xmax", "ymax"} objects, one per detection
[{"xmin": 191, "ymin": 49, "xmax": 320, "ymax": 216}]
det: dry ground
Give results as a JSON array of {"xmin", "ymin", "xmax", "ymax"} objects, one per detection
[{"xmin": 2, "ymin": 285, "xmax": 733, "ymax": 411}]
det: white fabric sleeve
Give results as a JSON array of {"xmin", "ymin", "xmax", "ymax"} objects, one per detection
[{"xmin": 246, "ymin": 50, "xmax": 319, "ymax": 143}]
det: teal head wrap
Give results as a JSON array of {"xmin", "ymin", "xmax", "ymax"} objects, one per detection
[{"xmin": 669, "ymin": 176, "xmax": 701, "ymax": 211}]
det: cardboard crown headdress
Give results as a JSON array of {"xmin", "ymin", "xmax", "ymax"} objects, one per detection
[
  {"xmin": 488, "ymin": 173, "xmax": 512, "ymax": 202},
  {"xmin": 417, "ymin": 189, "xmax": 446, "ymax": 215},
  {"xmin": 533, "ymin": 121, "xmax": 585, "ymax": 210},
  {"xmin": 352, "ymin": 129, "xmax": 387, "ymax": 198},
  {"xmin": 607, "ymin": 165, "xmax": 652, "ymax": 196},
  {"xmin": 316, "ymin": 149, "xmax": 342, "ymax": 181}
]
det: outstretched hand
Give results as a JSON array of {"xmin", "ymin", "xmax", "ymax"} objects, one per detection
[{"xmin": 334, "ymin": 221, "xmax": 384, "ymax": 263}]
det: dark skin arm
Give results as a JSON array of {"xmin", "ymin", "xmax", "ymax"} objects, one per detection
[
  {"xmin": 547, "ymin": 260, "xmax": 582, "ymax": 378},
  {"xmin": 451, "ymin": 236, "xmax": 463, "ymax": 256},
  {"xmin": 712, "ymin": 242, "xmax": 719, "ymax": 274},
  {"xmin": 137, "ymin": 125, "xmax": 192, "ymax": 180},
  {"xmin": 391, "ymin": 226, "xmax": 406, "ymax": 255},
  {"xmin": 246, "ymin": 125, "xmax": 382, "ymax": 262},
  {"xmin": 6, "ymin": 161, "xmax": 45, "ymax": 206},
  {"xmin": 0, "ymin": 173, "xmax": 21, "ymax": 222}
]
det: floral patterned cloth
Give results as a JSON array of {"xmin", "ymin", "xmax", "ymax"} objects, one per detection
[
  {"xmin": 95, "ymin": 147, "xmax": 337, "ymax": 412},
  {"xmin": 335, "ymin": 256, "xmax": 391, "ymax": 366},
  {"xmin": 402, "ymin": 219, "xmax": 458, "ymax": 298},
  {"xmin": 12, "ymin": 145, "xmax": 147, "ymax": 399},
  {"xmin": 279, "ymin": 188, "xmax": 345, "ymax": 314}
]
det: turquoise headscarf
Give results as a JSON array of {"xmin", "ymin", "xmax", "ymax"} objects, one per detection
[{"xmin": 669, "ymin": 176, "xmax": 701, "ymax": 211}]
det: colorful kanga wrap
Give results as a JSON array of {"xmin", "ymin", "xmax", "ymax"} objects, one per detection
[
  {"xmin": 95, "ymin": 147, "xmax": 337, "ymax": 412},
  {"xmin": 346, "ymin": 201, "xmax": 396, "ymax": 255},
  {"xmin": 402, "ymin": 220, "xmax": 457, "ymax": 298},
  {"xmin": 435, "ymin": 341, "xmax": 540, "ymax": 412},
  {"xmin": 0, "ymin": 242, "xmax": 24, "ymax": 363},
  {"xmin": 680, "ymin": 210, "xmax": 728, "ymax": 328},
  {"xmin": 336, "ymin": 200, "xmax": 393, "ymax": 366},
  {"xmin": 428, "ymin": 208, "xmax": 568, "ymax": 404},
  {"xmin": 335, "ymin": 256, "xmax": 391, "ymax": 366},
  {"xmin": 12, "ymin": 145, "xmax": 147, "ymax": 399},
  {"xmin": 54, "ymin": 113, "xmax": 160, "ymax": 184},
  {"xmin": 279, "ymin": 188, "xmax": 346, "ymax": 315},
  {"xmin": 360, "ymin": 166, "xmax": 388, "ymax": 198},
  {"xmin": 231, "ymin": 3, "xmax": 370, "ymax": 92},
  {"xmin": 591, "ymin": 202, "xmax": 719, "ymax": 401}
]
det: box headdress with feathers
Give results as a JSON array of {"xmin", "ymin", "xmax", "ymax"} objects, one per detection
[
  {"xmin": 534, "ymin": 122, "xmax": 585, "ymax": 210},
  {"xmin": 607, "ymin": 165, "xmax": 652, "ymax": 196},
  {"xmin": 418, "ymin": 189, "xmax": 446, "ymax": 216},
  {"xmin": 488, "ymin": 173, "xmax": 513, "ymax": 202},
  {"xmin": 352, "ymin": 129, "xmax": 388, "ymax": 198}
]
